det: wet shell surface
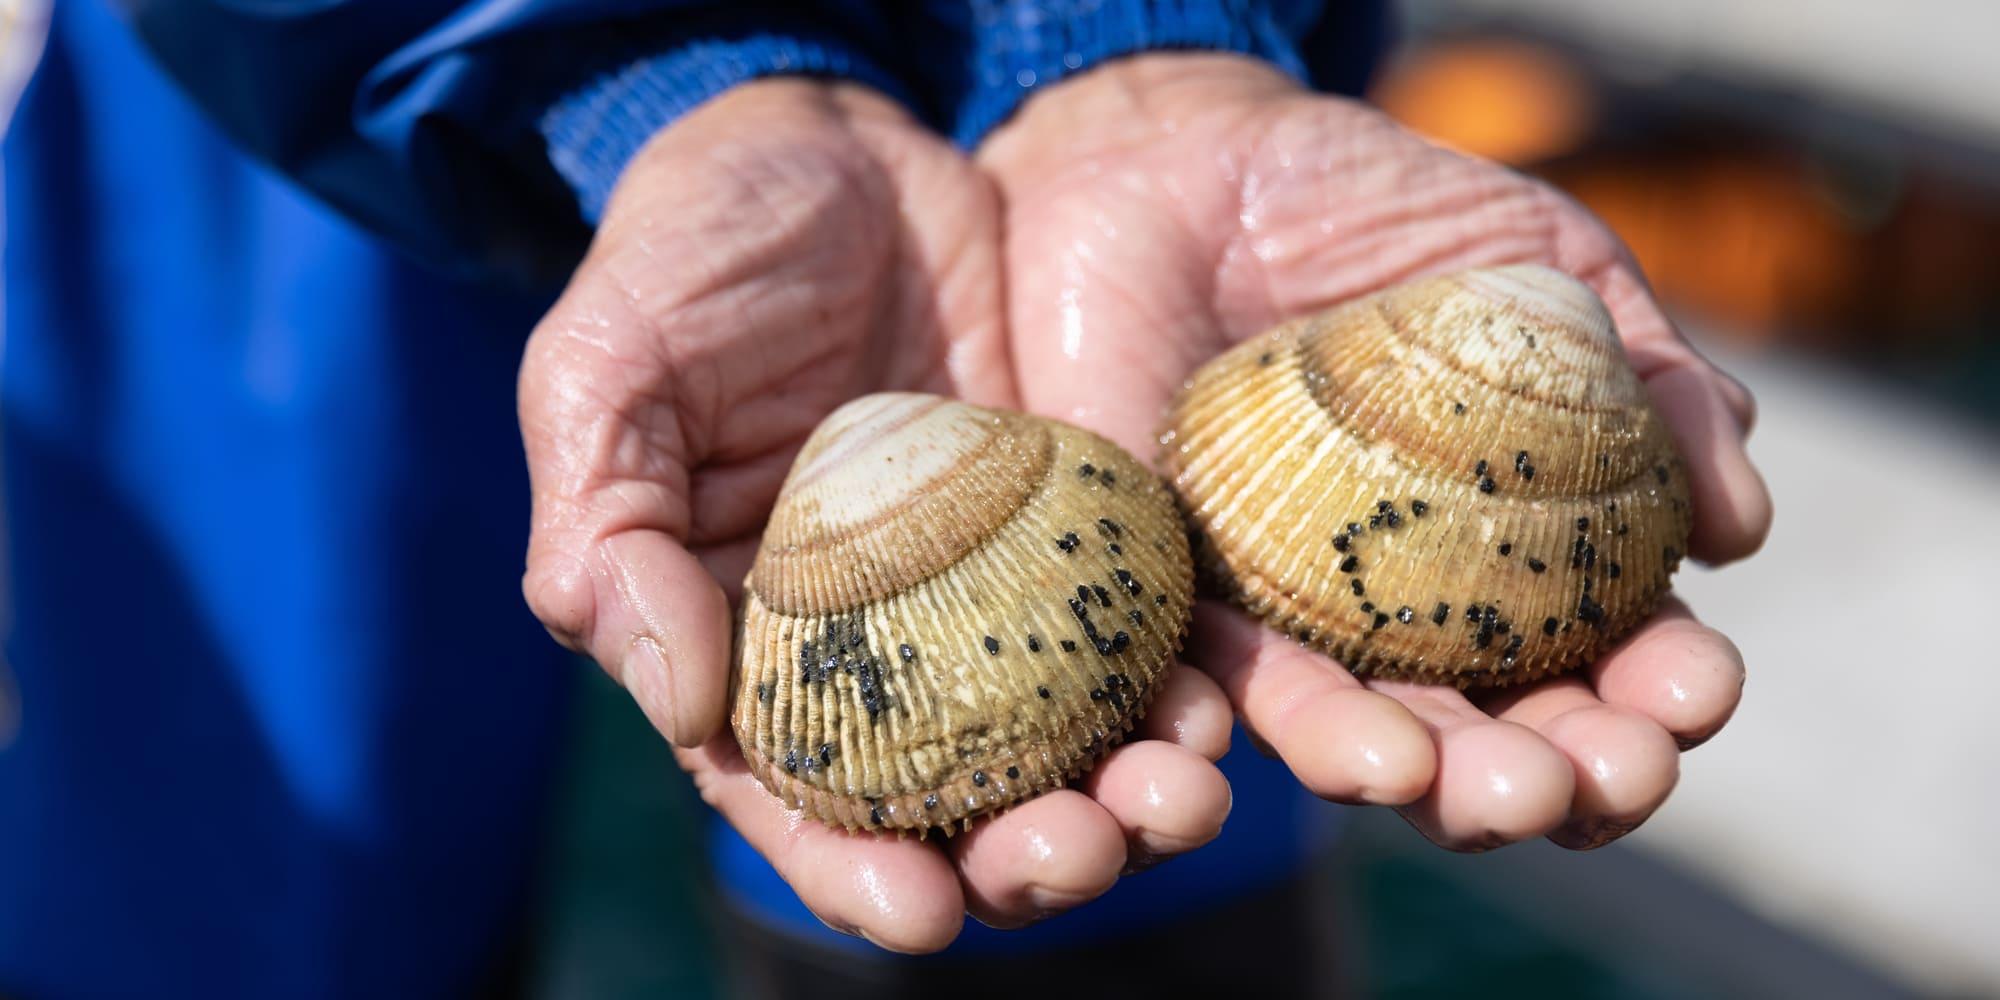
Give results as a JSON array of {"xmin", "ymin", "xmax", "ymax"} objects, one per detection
[
  {"xmin": 732, "ymin": 393, "xmax": 1194, "ymax": 833},
  {"xmin": 1162, "ymin": 265, "xmax": 1692, "ymax": 687}
]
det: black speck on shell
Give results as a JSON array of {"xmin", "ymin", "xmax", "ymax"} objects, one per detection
[
  {"xmin": 737, "ymin": 392, "xmax": 1196, "ymax": 836},
  {"xmin": 1577, "ymin": 594, "xmax": 1605, "ymax": 626},
  {"xmin": 1157, "ymin": 267, "xmax": 1692, "ymax": 691}
]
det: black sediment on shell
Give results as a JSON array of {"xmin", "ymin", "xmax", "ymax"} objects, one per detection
[
  {"xmin": 1164, "ymin": 266, "xmax": 1693, "ymax": 688},
  {"xmin": 732, "ymin": 394, "xmax": 1195, "ymax": 833}
]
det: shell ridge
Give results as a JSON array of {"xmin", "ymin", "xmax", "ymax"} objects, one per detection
[
  {"xmin": 737, "ymin": 397, "xmax": 1195, "ymax": 832},
  {"xmin": 1163, "ymin": 266, "xmax": 1691, "ymax": 689},
  {"xmin": 1364, "ymin": 296, "xmax": 1632, "ymax": 414}
]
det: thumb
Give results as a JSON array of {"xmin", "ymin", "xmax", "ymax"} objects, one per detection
[
  {"xmin": 524, "ymin": 518, "xmax": 732, "ymax": 748},
  {"xmin": 518, "ymin": 275, "xmax": 734, "ymax": 746}
]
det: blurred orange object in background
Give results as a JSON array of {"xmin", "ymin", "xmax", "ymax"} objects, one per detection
[
  {"xmin": 1371, "ymin": 39, "xmax": 1596, "ymax": 166},
  {"xmin": 1370, "ymin": 36, "xmax": 2000, "ymax": 347}
]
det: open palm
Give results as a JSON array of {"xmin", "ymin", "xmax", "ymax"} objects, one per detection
[
  {"xmin": 519, "ymin": 80, "xmax": 1234, "ymax": 952},
  {"xmin": 982, "ymin": 54, "xmax": 1772, "ymax": 851}
]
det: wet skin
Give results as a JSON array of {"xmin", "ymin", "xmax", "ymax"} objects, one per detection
[{"xmin": 519, "ymin": 55, "xmax": 1771, "ymax": 952}]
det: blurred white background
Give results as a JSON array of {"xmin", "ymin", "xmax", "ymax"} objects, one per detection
[{"xmin": 1355, "ymin": 2, "xmax": 2000, "ymax": 995}]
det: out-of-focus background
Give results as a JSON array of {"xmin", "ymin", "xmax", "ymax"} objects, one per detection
[{"xmin": 523, "ymin": 2, "xmax": 2000, "ymax": 997}]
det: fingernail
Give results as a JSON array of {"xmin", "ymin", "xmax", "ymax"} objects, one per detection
[
  {"xmin": 1121, "ymin": 850, "xmax": 1168, "ymax": 876},
  {"xmin": 624, "ymin": 635, "xmax": 683, "ymax": 745},
  {"xmin": 1551, "ymin": 816, "xmax": 1639, "ymax": 851},
  {"xmin": 1025, "ymin": 884, "xmax": 1093, "ymax": 913},
  {"xmin": 808, "ymin": 908, "xmax": 868, "ymax": 942},
  {"xmin": 970, "ymin": 912, "xmax": 1029, "ymax": 931}
]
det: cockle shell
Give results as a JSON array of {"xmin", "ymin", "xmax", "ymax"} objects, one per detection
[
  {"xmin": 1162, "ymin": 265, "xmax": 1692, "ymax": 687},
  {"xmin": 732, "ymin": 393, "xmax": 1194, "ymax": 833}
]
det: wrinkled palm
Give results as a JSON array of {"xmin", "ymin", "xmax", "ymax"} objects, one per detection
[
  {"xmin": 518, "ymin": 58, "xmax": 1773, "ymax": 953},
  {"xmin": 520, "ymin": 80, "xmax": 1234, "ymax": 953},
  {"xmin": 982, "ymin": 54, "xmax": 1768, "ymax": 852}
]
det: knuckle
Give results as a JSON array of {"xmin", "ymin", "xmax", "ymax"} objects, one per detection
[{"xmin": 522, "ymin": 547, "xmax": 594, "ymax": 650}]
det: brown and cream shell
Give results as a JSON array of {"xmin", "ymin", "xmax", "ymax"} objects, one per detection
[
  {"xmin": 1162, "ymin": 265, "xmax": 1692, "ymax": 687},
  {"xmin": 732, "ymin": 393, "xmax": 1194, "ymax": 833}
]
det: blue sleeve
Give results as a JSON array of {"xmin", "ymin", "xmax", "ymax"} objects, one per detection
[
  {"xmin": 120, "ymin": 1, "xmax": 1381, "ymax": 286},
  {"xmin": 120, "ymin": 1, "xmax": 912, "ymax": 286},
  {"xmin": 543, "ymin": 1, "xmax": 1383, "ymax": 217},
  {"xmin": 934, "ymin": 0, "xmax": 1316, "ymax": 146}
]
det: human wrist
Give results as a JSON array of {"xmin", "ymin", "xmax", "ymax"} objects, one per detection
[
  {"xmin": 950, "ymin": 0, "xmax": 1311, "ymax": 148},
  {"xmin": 977, "ymin": 51, "xmax": 1302, "ymax": 178},
  {"xmin": 540, "ymin": 17, "xmax": 913, "ymax": 223}
]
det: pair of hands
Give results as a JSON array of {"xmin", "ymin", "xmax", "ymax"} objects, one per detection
[{"xmin": 518, "ymin": 54, "xmax": 1772, "ymax": 952}]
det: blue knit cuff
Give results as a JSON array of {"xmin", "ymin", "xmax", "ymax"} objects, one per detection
[
  {"xmin": 541, "ymin": 25, "xmax": 910, "ymax": 223},
  {"xmin": 954, "ymin": 0, "xmax": 1312, "ymax": 147}
]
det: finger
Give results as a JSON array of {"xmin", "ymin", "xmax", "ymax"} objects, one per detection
[
  {"xmin": 1080, "ymin": 740, "xmax": 1233, "ymax": 871},
  {"xmin": 1189, "ymin": 604, "xmax": 1435, "ymax": 805},
  {"xmin": 1478, "ymin": 677, "xmax": 1681, "ymax": 849},
  {"xmin": 1711, "ymin": 366, "xmax": 1758, "ymax": 435},
  {"xmin": 1369, "ymin": 680, "xmax": 1575, "ymax": 850},
  {"xmin": 1596, "ymin": 267, "xmax": 1771, "ymax": 564},
  {"xmin": 1645, "ymin": 363, "xmax": 1773, "ymax": 565},
  {"xmin": 674, "ymin": 739, "xmax": 966, "ymax": 953},
  {"xmin": 1137, "ymin": 663, "xmax": 1236, "ymax": 761},
  {"xmin": 525, "ymin": 520, "xmax": 732, "ymax": 748},
  {"xmin": 520, "ymin": 294, "xmax": 732, "ymax": 748},
  {"xmin": 951, "ymin": 789, "xmax": 1126, "ymax": 930},
  {"xmin": 1590, "ymin": 596, "xmax": 1746, "ymax": 750},
  {"xmin": 597, "ymin": 529, "xmax": 734, "ymax": 748}
]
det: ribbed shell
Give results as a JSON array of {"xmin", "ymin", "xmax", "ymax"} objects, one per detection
[
  {"xmin": 733, "ymin": 393, "xmax": 1194, "ymax": 833},
  {"xmin": 1162, "ymin": 265, "xmax": 1691, "ymax": 687}
]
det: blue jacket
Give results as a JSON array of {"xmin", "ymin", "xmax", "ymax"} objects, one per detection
[{"xmin": 0, "ymin": 1, "xmax": 1383, "ymax": 995}]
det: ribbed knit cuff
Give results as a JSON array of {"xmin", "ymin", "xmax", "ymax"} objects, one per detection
[
  {"xmin": 540, "ymin": 21, "xmax": 909, "ymax": 223},
  {"xmin": 953, "ymin": 0, "xmax": 1311, "ymax": 147}
]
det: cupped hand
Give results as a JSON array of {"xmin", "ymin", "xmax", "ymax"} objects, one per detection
[
  {"xmin": 518, "ymin": 80, "xmax": 1234, "ymax": 952},
  {"xmin": 980, "ymin": 53, "xmax": 1772, "ymax": 851}
]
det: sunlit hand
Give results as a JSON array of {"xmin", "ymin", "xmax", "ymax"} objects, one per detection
[
  {"xmin": 518, "ymin": 80, "xmax": 1233, "ymax": 951},
  {"xmin": 981, "ymin": 54, "xmax": 1772, "ymax": 851}
]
